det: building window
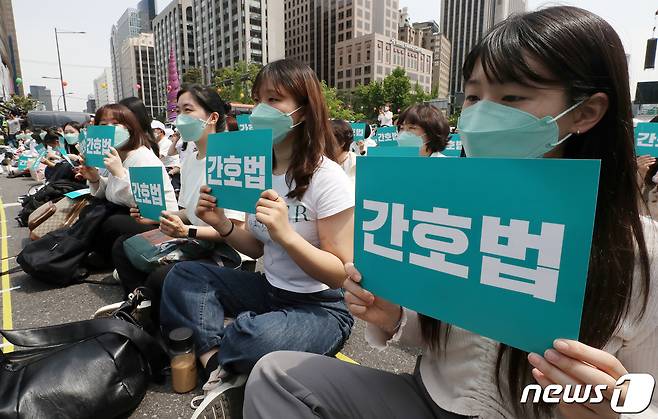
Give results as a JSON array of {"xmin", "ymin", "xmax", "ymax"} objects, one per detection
[{"xmin": 346, "ymin": 69, "xmax": 351, "ymax": 77}]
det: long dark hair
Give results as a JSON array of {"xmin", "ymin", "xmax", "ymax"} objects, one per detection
[
  {"xmin": 420, "ymin": 6, "xmax": 652, "ymax": 417},
  {"xmin": 94, "ymin": 104, "xmax": 153, "ymax": 153},
  {"xmin": 252, "ymin": 59, "xmax": 339, "ymax": 200},
  {"xmin": 176, "ymin": 84, "xmax": 230, "ymax": 132},
  {"xmin": 396, "ymin": 104, "xmax": 449, "ymax": 153},
  {"xmin": 119, "ymin": 97, "xmax": 158, "ymax": 156}
]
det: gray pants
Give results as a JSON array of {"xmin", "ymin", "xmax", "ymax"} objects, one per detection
[{"xmin": 243, "ymin": 351, "xmax": 472, "ymax": 419}]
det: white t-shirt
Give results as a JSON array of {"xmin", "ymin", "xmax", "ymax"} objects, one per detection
[
  {"xmin": 247, "ymin": 157, "xmax": 355, "ymax": 293},
  {"xmin": 178, "ymin": 151, "xmax": 244, "ymax": 225},
  {"xmin": 430, "ymin": 151, "xmax": 447, "ymax": 158},
  {"xmin": 158, "ymin": 137, "xmax": 180, "ymax": 168},
  {"xmin": 378, "ymin": 111, "xmax": 393, "ymax": 126},
  {"xmin": 7, "ymin": 118, "xmax": 20, "ymax": 134},
  {"xmin": 90, "ymin": 146, "xmax": 178, "ymax": 210}
]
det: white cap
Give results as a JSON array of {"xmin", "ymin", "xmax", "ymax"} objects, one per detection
[
  {"xmin": 151, "ymin": 120, "xmax": 166, "ymax": 132},
  {"xmin": 164, "ymin": 128, "xmax": 174, "ymax": 138}
]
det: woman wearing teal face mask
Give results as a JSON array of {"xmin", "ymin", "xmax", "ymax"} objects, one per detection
[
  {"xmin": 60, "ymin": 121, "xmax": 84, "ymax": 163},
  {"xmin": 77, "ymin": 104, "xmax": 178, "ymax": 266},
  {"xmin": 96, "ymin": 85, "xmax": 249, "ymax": 324},
  {"xmin": 242, "ymin": 7, "xmax": 658, "ymax": 419},
  {"xmin": 396, "ymin": 103, "xmax": 450, "ymax": 157},
  {"xmin": 160, "ymin": 59, "xmax": 354, "ymax": 418}
]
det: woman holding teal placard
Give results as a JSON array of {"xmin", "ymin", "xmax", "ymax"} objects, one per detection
[
  {"xmin": 159, "ymin": 60, "xmax": 354, "ymax": 417},
  {"xmin": 242, "ymin": 7, "xmax": 658, "ymax": 419},
  {"xmin": 77, "ymin": 103, "xmax": 178, "ymax": 268}
]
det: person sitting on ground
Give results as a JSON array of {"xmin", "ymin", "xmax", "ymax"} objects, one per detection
[
  {"xmin": 331, "ymin": 119, "xmax": 357, "ymax": 183},
  {"xmin": 396, "ymin": 103, "xmax": 450, "ymax": 157}
]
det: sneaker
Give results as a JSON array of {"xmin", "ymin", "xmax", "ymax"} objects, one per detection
[
  {"xmin": 190, "ymin": 368, "xmax": 248, "ymax": 419},
  {"xmin": 93, "ymin": 299, "xmax": 151, "ymax": 319}
]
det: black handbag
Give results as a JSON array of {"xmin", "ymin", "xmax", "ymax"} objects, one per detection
[{"xmin": 0, "ymin": 305, "xmax": 169, "ymax": 419}]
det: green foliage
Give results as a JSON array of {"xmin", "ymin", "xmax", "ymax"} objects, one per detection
[
  {"xmin": 181, "ymin": 67, "xmax": 203, "ymax": 84},
  {"xmin": 321, "ymin": 81, "xmax": 365, "ymax": 121},
  {"xmin": 448, "ymin": 108, "xmax": 461, "ymax": 127},
  {"xmin": 212, "ymin": 61, "xmax": 262, "ymax": 104},
  {"xmin": 2, "ymin": 94, "xmax": 38, "ymax": 116},
  {"xmin": 351, "ymin": 67, "xmax": 433, "ymax": 122}
]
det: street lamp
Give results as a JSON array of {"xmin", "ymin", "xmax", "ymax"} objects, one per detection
[
  {"xmin": 54, "ymin": 28, "xmax": 85, "ymax": 111},
  {"xmin": 57, "ymin": 93, "xmax": 74, "ymax": 111}
]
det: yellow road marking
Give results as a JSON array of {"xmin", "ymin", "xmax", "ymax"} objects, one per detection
[
  {"xmin": 0, "ymin": 197, "xmax": 13, "ymax": 352},
  {"xmin": 335, "ymin": 352, "xmax": 358, "ymax": 364}
]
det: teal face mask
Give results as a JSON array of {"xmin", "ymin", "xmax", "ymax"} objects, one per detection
[
  {"xmin": 110, "ymin": 125, "xmax": 130, "ymax": 148},
  {"xmin": 63, "ymin": 133, "xmax": 79, "ymax": 145},
  {"xmin": 175, "ymin": 114, "xmax": 210, "ymax": 142},
  {"xmin": 457, "ymin": 100, "xmax": 584, "ymax": 158},
  {"xmin": 397, "ymin": 131, "xmax": 424, "ymax": 147},
  {"xmin": 249, "ymin": 103, "xmax": 303, "ymax": 144}
]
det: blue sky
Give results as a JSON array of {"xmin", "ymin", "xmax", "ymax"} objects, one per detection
[{"xmin": 12, "ymin": 0, "xmax": 658, "ymax": 111}]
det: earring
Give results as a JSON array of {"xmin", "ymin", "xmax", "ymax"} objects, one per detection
[{"xmin": 576, "ymin": 130, "xmax": 580, "ymax": 135}]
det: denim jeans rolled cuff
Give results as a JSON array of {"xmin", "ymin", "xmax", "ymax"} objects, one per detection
[{"xmin": 159, "ymin": 261, "xmax": 354, "ymax": 373}]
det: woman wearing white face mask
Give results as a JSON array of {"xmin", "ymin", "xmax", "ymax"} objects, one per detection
[
  {"xmin": 396, "ymin": 104, "xmax": 450, "ymax": 157},
  {"xmin": 77, "ymin": 103, "xmax": 178, "ymax": 268},
  {"xmin": 160, "ymin": 60, "xmax": 354, "ymax": 418},
  {"xmin": 98, "ymin": 85, "xmax": 250, "ymax": 320},
  {"xmin": 242, "ymin": 7, "xmax": 658, "ymax": 419}
]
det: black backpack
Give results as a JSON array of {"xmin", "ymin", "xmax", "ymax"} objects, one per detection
[
  {"xmin": 16, "ymin": 199, "xmax": 121, "ymax": 286},
  {"xmin": 16, "ymin": 179, "xmax": 85, "ymax": 227}
]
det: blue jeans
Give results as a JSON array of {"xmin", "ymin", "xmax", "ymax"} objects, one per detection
[{"xmin": 160, "ymin": 262, "xmax": 354, "ymax": 374}]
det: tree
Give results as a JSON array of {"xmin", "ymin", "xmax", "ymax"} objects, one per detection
[
  {"xmin": 212, "ymin": 61, "xmax": 262, "ymax": 104},
  {"xmin": 166, "ymin": 48, "xmax": 181, "ymax": 122},
  {"xmin": 321, "ymin": 81, "xmax": 364, "ymax": 121},
  {"xmin": 181, "ymin": 67, "xmax": 203, "ymax": 84},
  {"xmin": 408, "ymin": 82, "xmax": 432, "ymax": 108},
  {"xmin": 382, "ymin": 67, "xmax": 411, "ymax": 114},
  {"xmin": 352, "ymin": 81, "xmax": 385, "ymax": 121},
  {"xmin": 2, "ymin": 94, "xmax": 38, "ymax": 116}
]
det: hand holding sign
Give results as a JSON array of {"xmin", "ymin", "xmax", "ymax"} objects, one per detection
[
  {"xmin": 104, "ymin": 147, "xmax": 125, "ymax": 177},
  {"xmin": 195, "ymin": 185, "xmax": 230, "ymax": 230},
  {"xmin": 255, "ymin": 189, "xmax": 293, "ymax": 244},
  {"xmin": 343, "ymin": 263, "xmax": 402, "ymax": 335}
]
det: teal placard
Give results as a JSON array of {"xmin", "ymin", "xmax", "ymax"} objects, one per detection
[
  {"xmin": 129, "ymin": 166, "xmax": 167, "ymax": 221},
  {"xmin": 58, "ymin": 147, "xmax": 73, "ymax": 165},
  {"xmin": 354, "ymin": 157, "xmax": 600, "ymax": 354},
  {"xmin": 237, "ymin": 114, "xmax": 253, "ymax": 131},
  {"xmin": 443, "ymin": 133, "xmax": 462, "ymax": 157},
  {"xmin": 17, "ymin": 155, "xmax": 29, "ymax": 171},
  {"xmin": 350, "ymin": 122, "xmax": 366, "ymax": 141},
  {"xmin": 64, "ymin": 188, "xmax": 91, "ymax": 199},
  {"xmin": 83, "ymin": 125, "xmax": 116, "ymax": 168},
  {"xmin": 31, "ymin": 151, "xmax": 46, "ymax": 170},
  {"xmin": 367, "ymin": 146, "xmax": 421, "ymax": 157},
  {"xmin": 206, "ymin": 129, "xmax": 273, "ymax": 213},
  {"xmin": 635, "ymin": 122, "xmax": 658, "ymax": 157},
  {"xmin": 35, "ymin": 144, "xmax": 45, "ymax": 155},
  {"xmin": 374, "ymin": 126, "xmax": 398, "ymax": 145}
]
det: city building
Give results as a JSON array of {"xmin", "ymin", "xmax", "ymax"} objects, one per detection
[
  {"xmin": 120, "ymin": 33, "xmax": 161, "ymax": 118},
  {"xmin": 29, "ymin": 86, "xmax": 53, "ymax": 111},
  {"xmin": 153, "ymin": 0, "xmax": 195, "ymax": 113},
  {"xmin": 137, "ymin": 0, "xmax": 157, "ymax": 32},
  {"xmin": 0, "ymin": 0, "xmax": 23, "ymax": 98},
  {"xmin": 86, "ymin": 95, "xmax": 97, "ymax": 114},
  {"xmin": 191, "ymin": 0, "xmax": 285, "ymax": 84},
  {"xmin": 110, "ymin": 8, "xmax": 143, "ymax": 101},
  {"xmin": 441, "ymin": 0, "xmax": 526, "ymax": 101},
  {"xmin": 93, "ymin": 68, "xmax": 116, "ymax": 108},
  {"xmin": 399, "ymin": 9, "xmax": 451, "ymax": 99},
  {"xmin": 285, "ymin": 0, "xmax": 399, "ymax": 87},
  {"xmin": 335, "ymin": 32, "xmax": 433, "ymax": 93}
]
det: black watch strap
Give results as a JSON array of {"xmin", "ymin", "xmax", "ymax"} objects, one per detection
[{"xmin": 187, "ymin": 227, "xmax": 197, "ymax": 238}]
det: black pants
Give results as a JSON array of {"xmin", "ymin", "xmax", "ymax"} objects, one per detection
[{"xmin": 93, "ymin": 212, "xmax": 156, "ymax": 267}]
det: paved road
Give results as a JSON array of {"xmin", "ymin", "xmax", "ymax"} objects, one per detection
[{"xmin": 0, "ymin": 175, "xmax": 418, "ymax": 419}]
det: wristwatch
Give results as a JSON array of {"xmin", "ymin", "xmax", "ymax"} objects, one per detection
[{"xmin": 187, "ymin": 227, "xmax": 197, "ymax": 238}]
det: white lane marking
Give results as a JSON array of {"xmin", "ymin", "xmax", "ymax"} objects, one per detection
[
  {"xmin": 2, "ymin": 203, "xmax": 20, "ymax": 208},
  {"xmin": 0, "ymin": 286, "xmax": 20, "ymax": 293}
]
